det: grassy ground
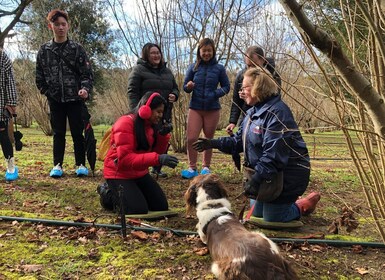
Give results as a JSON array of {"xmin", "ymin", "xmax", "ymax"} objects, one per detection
[{"xmin": 0, "ymin": 126, "xmax": 384, "ymax": 279}]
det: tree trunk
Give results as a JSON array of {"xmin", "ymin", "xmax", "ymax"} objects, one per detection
[{"xmin": 278, "ymin": 0, "xmax": 385, "ymax": 138}]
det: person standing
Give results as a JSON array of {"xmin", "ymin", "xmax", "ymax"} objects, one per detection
[
  {"xmin": 193, "ymin": 68, "xmax": 320, "ymax": 222},
  {"xmin": 181, "ymin": 38, "xmax": 230, "ymax": 179},
  {"xmin": 127, "ymin": 43, "xmax": 179, "ymax": 178},
  {"xmin": 0, "ymin": 50, "xmax": 19, "ymax": 181},
  {"xmin": 226, "ymin": 46, "xmax": 281, "ymax": 135},
  {"xmin": 101, "ymin": 92, "xmax": 179, "ymax": 214},
  {"xmin": 36, "ymin": 9, "xmax": 93, "ymax": 178}
]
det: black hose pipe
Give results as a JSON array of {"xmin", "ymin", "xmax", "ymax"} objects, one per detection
[{"xmin": 1, "ymin": 215, "xmax": 384, "ymax": 248}]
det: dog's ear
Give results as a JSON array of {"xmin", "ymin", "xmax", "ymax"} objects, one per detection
[
  {"xmin": 184, "ymin": 184, "xmax": 198, "ymax": 216},
  {"xmin": 201, "ymin": 174, "xmax": 228, "ymax": 199}
]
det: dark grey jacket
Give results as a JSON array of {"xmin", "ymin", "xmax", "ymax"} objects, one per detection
[
  {"xmin": 127, "ymin": 58, "xmax": 179, "ymax": 122},
  {"xmin": 36, "ymin": 39, "xmax": 93, "ymax": 103}
]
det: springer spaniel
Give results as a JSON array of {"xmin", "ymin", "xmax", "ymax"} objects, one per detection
[{"xmin": 185, "ymin": 174, "xmax": 299, "ymax": 280}]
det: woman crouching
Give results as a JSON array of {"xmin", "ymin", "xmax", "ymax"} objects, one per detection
[{"xmin": 100, "ymin": 92, "xmax": 179, "ymax": 214}]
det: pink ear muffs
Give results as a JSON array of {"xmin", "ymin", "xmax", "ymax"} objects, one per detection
[{"xmin": 138, "ymin": 92, "xmax": 161, "ymax": 119}]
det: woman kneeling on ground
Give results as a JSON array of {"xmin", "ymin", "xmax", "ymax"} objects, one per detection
[
  {"xmin": 99, "ymin": 92, "xmax": 179, "ymax": 214},
  {"xmin": 193, "ymin": 68, "xmax": 320, "ymax": 222}
]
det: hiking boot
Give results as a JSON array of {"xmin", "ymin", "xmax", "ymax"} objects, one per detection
[
  {"xmin": 76, "ymin": 164, "xmax": 89, "ymax": 177},
  {"xmin": 151, "ymin": 168, "xmax": 168, "ymax": 178},
  {"xmin": 5, "ymin": 157, "xmax": 19, "ymax": 181},
  {"xmin": 97, "ymin": 182, "xmax": 114, "ymax": 211},
  {"xmin": 200, "ymin": 167, "xmax": 211, "ymax": 175},
  {"xmin": 295, "ymin": 192, "xmax": 321, "ymax": 216},
  {"xmin": 50, "ymin": 164, "xmax": 63, "ymax": 178},
  {"xmin": 181, "ymin": 168, "xmax": 198, "ymax": 179}
]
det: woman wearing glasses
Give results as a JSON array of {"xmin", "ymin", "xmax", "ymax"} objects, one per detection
[
  {"xmin": 193, "ymin": 68, "xmax": 320, "ymax": 223},
  {"xmin": 127, "ymin": 43, "xmax": 179, "ymax": 178}
]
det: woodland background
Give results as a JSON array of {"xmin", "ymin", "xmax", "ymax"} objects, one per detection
[{"xmin": 1, "ymin": 0, "xmax": 385, "ymax": 243}]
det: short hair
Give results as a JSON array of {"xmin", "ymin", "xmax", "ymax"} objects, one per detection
[
  {"xmin": 141, "ymin": 43, "xmax": 165, "ymax": 66},
  {"xmin": 194, "ymin": 38, "xmax": 216, "ymax": 71},
  {"xmin": 246, "ymin": 46, "xmax": 264, "ymax": 58},
  {"xmin": 47, "ymin": 9, "xmax": 69, "ymax": 23},
  {"xmin": 244, "ymin": 67, "xmax": 278, "ymax": 103}
]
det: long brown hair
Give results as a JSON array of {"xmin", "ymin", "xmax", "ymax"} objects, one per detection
[{"xmin": 193, "ymin": 38, "xmax": 216, "ymax": 71}]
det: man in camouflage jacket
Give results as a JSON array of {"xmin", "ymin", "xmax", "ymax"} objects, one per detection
[{"xmin": 36, "ymin": 9, "xmax": 93, "ymax": 178}]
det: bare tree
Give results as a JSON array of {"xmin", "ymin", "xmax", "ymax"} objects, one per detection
[
  {"xmin": 0, "ymin": 0, "xmax": 33, "ymax": 47},
  {"xmin": 278, "ymin": 0, "xmax": 385, "ymax": 242}
]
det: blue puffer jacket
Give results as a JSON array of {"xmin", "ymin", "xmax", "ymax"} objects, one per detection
[
  {"xmin": 183, "ymin": 58, "xmax": 230, "ymax": 110},
  {"xmin": 216, "ymin": 95, "xmax": 310, "ymax": 203}
]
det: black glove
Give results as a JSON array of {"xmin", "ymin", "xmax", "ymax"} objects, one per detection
[
  {"xmin": 159, "ymin": 154, "xmax": 179, "ymax": 168},
  {"xmin": 158, "ymin": 123, "xmax": 173, "ymax": 135},
  {"xmin": 192, "ymin": 138, "xmax": 220, "ymax": 152},
  {"xmin": 243, "ymin": 176, "xmax": 259, "ymax": 199}
]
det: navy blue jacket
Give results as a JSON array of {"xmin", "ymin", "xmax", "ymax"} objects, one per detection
[
  {"xmin": 127, "ymin": 58, "xmax": 179, "ymax": 122},
  {"xmin": 216, "ymin": 95, "xmax": 310, "ymax": 203},
  {"xmin": 183, "ymin": 58, "xmax": 230, "ymax": 110}
]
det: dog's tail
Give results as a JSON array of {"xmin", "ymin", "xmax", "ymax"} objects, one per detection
[
  {"xmin": 281, "ymin": 258, "xmax": 300, "ymax": 280},
  {"xmin": 266, "ymin": 259, "xmax": 300, "ymax": 280},
  {"xmin": 211, "ymin": 259, "xmax": 254, "ymax": 280}
]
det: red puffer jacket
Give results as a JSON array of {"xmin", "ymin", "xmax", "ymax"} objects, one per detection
[{"xmin": 103, "ymin": 114, "xmax": 170, "ymax": 179}]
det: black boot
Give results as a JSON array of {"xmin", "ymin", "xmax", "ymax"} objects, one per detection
[
  {"xmin": 97, "ymin": 182, "xmax": 114, "ymax": 211},
  {"xmin": 151, "ymin": 166, "xmax": 168, "ymax": 178}
]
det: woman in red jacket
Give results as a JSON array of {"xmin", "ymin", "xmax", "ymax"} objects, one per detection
[{"xmin": 101, "ymin": 92, "xmax": 179, "ymax": 214}]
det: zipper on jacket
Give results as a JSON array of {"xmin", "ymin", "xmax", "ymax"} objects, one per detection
[{"xmin": 202, "ymin": 64, "xmax": 207, "ymax": 110}]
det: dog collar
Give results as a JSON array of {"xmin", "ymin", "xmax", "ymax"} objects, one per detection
[{"xmin": 202, "ymin": 211, "xmax": 233, "ymax": 235}]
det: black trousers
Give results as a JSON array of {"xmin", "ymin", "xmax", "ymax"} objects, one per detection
[
  {"xmin": 0, "ymin": 121, "xmax": 13, "ymax": 159},
  {"xmin": 106, "ymin": 174, "xmax": 168, "ymax": 214},
  {"xmin": 48, "ymin": 100, "xmax": 85, "ymax": 166}
]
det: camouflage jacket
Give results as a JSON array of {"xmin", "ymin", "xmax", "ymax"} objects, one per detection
[{"xmin": 35, "ymin": 39, "xmax": 93, "ymax": 103}]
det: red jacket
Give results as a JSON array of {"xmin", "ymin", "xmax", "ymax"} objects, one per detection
[{"xmin": 103, "ymin": 114, "xmax": 170, "ymax": 179}]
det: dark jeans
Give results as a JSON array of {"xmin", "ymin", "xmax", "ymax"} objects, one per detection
[
  {"xmin": 48, "ymin": 100, "xmax": 85, "ymax": 166},
  {"xmin": 251, "ymin": 199, "xmax": 300, "ymax": 222},
  {"xmin": 106, "ymin": 174, "xmax": 168, "ymax": 214},
  {"xmin": 0, "ymin": 121, "xmax": 13, "ymax": 159}
]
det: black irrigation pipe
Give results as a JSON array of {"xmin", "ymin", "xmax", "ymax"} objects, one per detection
[
  {"xmin": 0, "ymin": 215, "xmax": 196, "ymax": 237},
  {"xmin": 1, "ymin": 215, "xmax": 385, "ymax": 248}
]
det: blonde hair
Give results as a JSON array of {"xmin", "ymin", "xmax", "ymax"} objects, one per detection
[{"xmin": 244, "ymin": 67, "xmax": 278, "ymax": 103}]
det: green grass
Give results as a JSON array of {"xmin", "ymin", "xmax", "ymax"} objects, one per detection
[{"xmin": 0, "ymin": 126, "xmax": 384, "ymax": 279}]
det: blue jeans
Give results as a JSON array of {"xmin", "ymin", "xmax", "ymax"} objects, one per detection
[{"xmin": 251, "ymin": 199, "xmax": 300, "ymax": 222}]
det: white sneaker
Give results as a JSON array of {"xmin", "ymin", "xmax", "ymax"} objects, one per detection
[
  {"xmin": 76, "ymin": 164, "xmax": 89, "ymax": 177},
  {"xmin": 50, "ymin": 164, "xmax": 63, "ymax": 178},
  {"xmin": 200, "ymin": 167, "xmax": 211, "ymax": 175},
  {"xmin": 5, "ymin": 157, "xmax": 19, "ymax": 181}
]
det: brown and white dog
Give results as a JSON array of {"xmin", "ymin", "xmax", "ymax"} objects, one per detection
[{"xmin": 185, "ymin": 174, "xmax": 299, "ymax": 280}]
